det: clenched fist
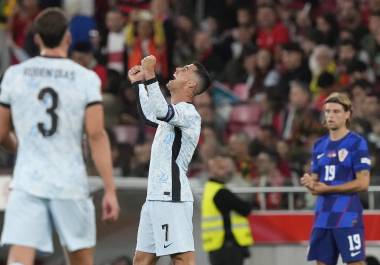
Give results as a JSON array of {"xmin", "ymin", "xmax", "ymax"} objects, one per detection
[
  {"xmin": 141, "ymin": 55, "xmax": 157, "ymax": 80},
  {"xmin": 128, "ymin": 65, "xmax": 144, "ymax": 83}
]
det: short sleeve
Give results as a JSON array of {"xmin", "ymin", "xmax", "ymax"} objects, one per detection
[
  {"xmin": 85, "ymin": 71, "xmax": 102, "ymax": 107},
  {"xmin": 311, "ymin": 143, "xmax": 320, "ymax": 174},
  {"xmin": 352, "ymin": 138, "xmax": 371, "ymax": 173},
  {"xmin": 0, "ymin": 67, "xmax": 15, "ymax": 107},
  {"xmin": 159, "ymin": 102, "xmax": 200, "ymax": 128}
]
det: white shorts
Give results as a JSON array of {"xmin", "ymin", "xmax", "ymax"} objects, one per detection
[
  {"xmin": 1, "ymin": 189, "xmax": 96, "ymax": 253},
  {"xmin": 136, "ymin": 200, "xmax": 194, "ymax": 256}
]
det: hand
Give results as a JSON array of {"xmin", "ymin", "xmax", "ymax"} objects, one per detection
[
  {"xmin": 311, "ymin": 182, "xmax": 331, "ymax": 195},
  {"xmin": 141, "ymin": 55, "xmax": 157, "ymax": 80},
  {"xmin": 102, "ymin": 190, "xmax": 120, "ymax": 222},
  {"xmin": 301, "ymin": 173, "xmax": 316, "ymax": 190},
  {"xmin": 128, "ymin": 65, "xmax": 144, "ymax": 83}
]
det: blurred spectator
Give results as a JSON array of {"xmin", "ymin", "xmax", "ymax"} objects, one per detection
[
  {"xmin": 347, "ymin": 59, "xmax": 374, "ymax": 83},
  {"xmin": 201, "ymin": 155, "xmax": 253, "ymax": 265},
  {"xmin": 218, "ymin": 46, "xmax": 256, "ymax": 88},
  {"xmin": 293, "ymin": 7, "xmax": 313, "ymax": 40},
  {"xmin": 256, "ymin": 4, "xmax": 289, "ymax": 52},
  {"xmin": 129, "ymin": 140, "xmax": 152, "ymax": 178},
  {"xmin": 119, "ymin": 80, "xmax": 139, "ymax": 125},
  {"xmin": 361, "ymin": 92, "xmax": 380, "ymax": 125},
  {"xmin": 125, "ymin": 10, "xmax": 168, "ymax": 79},
  {"xmin": 191, "ymin": 126, "xmax": 223, "ymax": 178},
  {"xmin": 250, "ymin": 48, "xmax": 280, "ymax": 97},
  {"xmin": 277, "ymin": 42, "xmax": 312, "ymax": 101},
  {"xmin": 336, "ymin": 39, "xmax": 369, "ymax": 85},
  {"xmin": 71, "ymin": 41, "xmax": 108, "ymax": 90},
  {"xmin": 253, "ymin": 150, "xmax": 289, "ymax": 210},
  {"xmin": 309, "ymin": 45, "xmax": 336, "ymax": 94},
  {"xmin": 337, "ymin": 2, "xmax": 368, "ymax": 42},
  {"xmin": 276, "ymin": 140, "xmax": 291, "ymax": 178},
  {"xmin": 312, "ymin": 13, "xmax": 339, "ymax": 47},
  {"xmin": 116, "ymin": 0, "xmax": 150, "ymax": 14},
  {"xmin": 7, "ymin": 0, "xmax": 40, "ymax": 63},
  {"xmin": 193, "ymin": 92, "xmax": 215, "ymax": 126},
  {"xmin": 282, "ymin": 80, "xmax": 322, "ymax": 144},
  {"xmin": 228, "ymin": 132, "xmax": 256, "ymax": 182},
  {"xmin": 349, "ymin": 79, "xmax": 372, "ymax": 118},
  {"xmin": 150, "ymin": 0, "xmax": 175, "ymax": 73},
  {"xmin": 193, "ymin": 31, "xmax": 224, "ymax": 78},
  {"xmin": 172, "ymin": 15, "xmax": 195, "ymax": 67},
  {"xmin": 99, "ymin": 8, "xmax": 127, "ymax": 75},
  {"xmin": 229, "ymin": 22, "xmax": 255, "ymax": 60},
  {"xmin": 361, "ymin": 12, "xmax": 380, "ymax": 80},
  {"xmin": 313, "ymin": 71, "xmax": 337, "ymax": 111}
]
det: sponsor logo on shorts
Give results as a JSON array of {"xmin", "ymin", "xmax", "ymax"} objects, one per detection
[{"xmin": 164, "ymin": 242, "xmax": 173, "ymax": 248}]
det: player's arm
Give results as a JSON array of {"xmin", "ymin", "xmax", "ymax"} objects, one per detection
[
  {"xmin": 214, "ymin": 188, "xmax": 252, "ymax": 216},
  {"xmin": 141, "ymin": 55, "xmax": 197, "ymax": 128},
  {"xmin": 313, "ymin": 170, "xmax": 370, "ymax": 194},
  {"xmin": 128, "ymin": 65, "xmax": 159, "ymax": 128},
  {"xmin": 0, "ymin": 106, "xmax": 17, "ymax": 153},
  {"xmin": 0, "ymin": 67, "xmax": 17, "ymax": 153},
  {"xmin": 312, "ymin": 138, "xmax": 371, "ymax": 194},
  {"xmin": 141, "ymin": 55, "xmax": 172, "ymax": 117},
  {"xmin": 85, "ymin": 104, "xmax": 120, "ymax": 221}
]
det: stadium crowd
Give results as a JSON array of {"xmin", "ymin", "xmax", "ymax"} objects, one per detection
[{"xmin": 0, "ymin": 0, "xmax": 380, "ymax": 212}]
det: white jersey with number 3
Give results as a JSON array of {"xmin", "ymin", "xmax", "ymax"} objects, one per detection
[{"xmin": 0, "ymin": 56, "xmax": 102, "ymax": 199}]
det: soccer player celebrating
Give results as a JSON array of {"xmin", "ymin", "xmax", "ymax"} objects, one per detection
[
  {"xmin": 128, "ymin": 55, "xmax": 210, "ymax": 265},
  {"xmin": 302, "ymin": 92, "xmax": 371, "ymax": 265},
  {"xmin": 0, "ymin": 8, "xmax": 119, "ymax": 265}
]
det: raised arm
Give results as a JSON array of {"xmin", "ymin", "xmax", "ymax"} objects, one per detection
[
  {"xmin": 128, "ymin": 65, "xmax": 159, "ymax": 127},
  {"xmin": 141, "ymin": 55, "xmax": 171, "ymax": 120}
]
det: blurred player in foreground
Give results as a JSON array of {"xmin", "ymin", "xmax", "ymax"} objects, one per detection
[
  {"xmin": 0, "ymin": 8, "xmax": 119, "ymax": 265},
  {"xmin": 128, "ymin": 55, "xmax": 210, "ymax": 265},
  {"xmin": 301, "ymin": 92, "xmax": 371, "ymax": 265}
]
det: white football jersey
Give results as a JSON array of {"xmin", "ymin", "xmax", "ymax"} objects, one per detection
[
  {"xmin": 136, "ymin": 80, "xmax": 201, "ymax": 202},
  {"xmin": 0, "ymin": 56, "xmax": 102, "ymax": 199}
]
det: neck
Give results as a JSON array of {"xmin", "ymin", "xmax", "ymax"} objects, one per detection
[
  {"xmin": 40, "ymin": 47, "xmax": 67, "ymax": 58},
  {"xmin": 329, "ymin": 126, "xmax": 349, "ymax": 141},
  {"xmin": 171, "ymin": 93, "xmax": 193, "ymax": 105}
]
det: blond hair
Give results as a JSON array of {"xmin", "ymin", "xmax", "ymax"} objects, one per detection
[{"xmin": 324, "ymin": 92, "xmax": 352, "ymax": 127}]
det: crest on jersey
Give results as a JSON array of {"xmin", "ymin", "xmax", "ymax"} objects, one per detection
[{"xmin": 338, "ymin": 149, "xmax": 349, "ymax": 162}]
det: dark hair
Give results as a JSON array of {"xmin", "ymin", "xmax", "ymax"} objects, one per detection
[
  {"xmin": 193, "ymin": 62, "xmax": 211, "ymax": 95},
  {"xmin": 72, "ymin": 41, "xmax": 93, "ymax": 53},
  {"xmin": 317, "ymin": 71, "xmax": 335, "ymax": 88},
  {"xmin": 34, "ymin": 8, "xmax": 68, "ymax": 48}
]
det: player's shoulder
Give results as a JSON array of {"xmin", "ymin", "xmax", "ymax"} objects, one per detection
[
  {"xmin": 2, "ymin": 63, "xmax": 22, "ymax": 78},
  {"xmin": 176, "ymin": 102, "xmax": 200, "ymax": 115},
  {"xmin": 313, "ymin": 134, "xmax": 329, "ymax": 149},
  {"xmin": 346, "ymin": 131, "xmax": 368, "ymax": 148},
  {"xmin": 347, "ymin": 131, "xmax": 366, "ymax": 141}
]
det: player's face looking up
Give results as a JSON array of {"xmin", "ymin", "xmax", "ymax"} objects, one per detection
[
  {"xmin": 323, "ymin": 102, "xmax": 350, "ymax": 131},
  {"xmin": 167, "ymin": 64, "xmax": 199, "ymax": 95}
]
